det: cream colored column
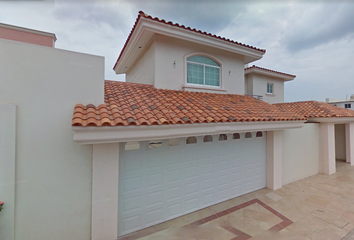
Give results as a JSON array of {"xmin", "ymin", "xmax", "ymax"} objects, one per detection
[
  {"xmin": 266, "ymin": 130, "xmax": 283, "ymax": 190},
  {"xmin": 346, "ymin": 122, "xmax": 354, "ymax": 166},
  {"xmin": 319, "ymin": 122, "xmax": 336, "ymax": 174},
  {"xmin": 92, "ymin": 143, "xmax": 120, "ymax": 240}
]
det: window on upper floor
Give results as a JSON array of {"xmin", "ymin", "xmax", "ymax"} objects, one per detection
[
  {"xmin": 267, "ymin": 83, "xmax": 274, "ymax": 94},
  {"xmin": 186, "ymin": 55, "xmax": 220, "ymax": 87},
  {"xmin": 345, "ymin": 103, "xmax": 351, "ymax": 108}
]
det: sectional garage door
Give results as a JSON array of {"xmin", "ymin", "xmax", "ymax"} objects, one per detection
[{"xmin": 118, "ymin": 132, "xmax": 266, "ymax": 236}]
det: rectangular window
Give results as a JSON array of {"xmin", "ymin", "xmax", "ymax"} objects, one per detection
[
  {"xmin": 345, "ymin": 103, "xmax": 351, "ymax": 108},
  {"xmin": 267, "ymin": 83, "xmax": 274, "ymax": 94}
]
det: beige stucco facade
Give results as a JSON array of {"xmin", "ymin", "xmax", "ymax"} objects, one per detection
[
  {"xmin": 0, "ymin": 38, "xmax": 104, "ymax": 240},
  {"xmin": 127, "ymin": 34, "xmax": 245, "ymax": 94}
]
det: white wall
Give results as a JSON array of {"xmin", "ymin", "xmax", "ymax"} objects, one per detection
[
  {"xmin": 335, "ymin": 124, "xmax": 346, "ymax": 160},
  {"xmin": 0, "ymin": 104, "xmax": 16, "ymax": 240},
  {"xmin": 0, "ymin": 38, "xmax": 104, "ymax": 240},
  {"xmin": 246, "ymin": 73, "xmax": 284, "ymax": 104},
  {"xmin": 155, "ymin": 34, "xmax": 245, "ymax": 94},
  {"xmin": 331, "ymin": 101, "xmax": 354, "ymax": 110},
  {"xmin": 282, "ymin": 123, "xmax": 320, "ymax": 185},
  {"xmin": 127, "ymin": 34, "xmax": 245, "ymax": 94},
  {"xmin": 126, "ymin": 38, "xmax": 155, "ymax": 85}
]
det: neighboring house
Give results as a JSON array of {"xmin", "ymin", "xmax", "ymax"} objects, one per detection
[
  {"xmin": 1, "ymin": 11, "xmax": 354, "ymax": 240},
  {"xmin": 326, "ymin": 94, "xmax": 354, "ymax": 110}
]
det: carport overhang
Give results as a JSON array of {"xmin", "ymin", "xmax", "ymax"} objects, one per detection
[
  {"xmin": 73, "ymin": 120, "xmax": 306, "ymax": 144},
  {"xmin": 306, "ymin": 117, "xmax": 354, "ymax": 175}
]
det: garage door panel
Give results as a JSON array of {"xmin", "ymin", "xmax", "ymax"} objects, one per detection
[
  {"xmin": 145, "ymin": 207, "xmax": 164, "ymax": 226},
  {"xmin": 165, "ymin": 151, "xmax": 182, "ymax": 166},
  {"xmin": 121, "ymin": 195, "xmax": 141, "ymax": 214},
  {"xmin": 119, "ymin": 133, "xmax": 266, "ymax": 236},
  {"xmin": 146, "ymin": 190, "xmax": 164, "ymax": 207},
  {"xmin": 121, "ymin": 176, "xmax": 142, "ymax": 194},
  {"xmin": 165, "ymin": 202, "xmax": 182, "ymax": 219},
  {"xmin": 146, "ymin": 172, "xmax": 164, "ymax": 190},
  {"xmin": 147, "ymin": 154, "xmax": 165, "ymax": 169},
  {"xmin": 184, "ymin": 197, "xmax": 199, "ymax": 212},
  {"xmin": 201, "ymin": 192, "xmax": 214, "ymax": 206},
  {"xmin": 121, "ymin": 155, "xmax": 142, "ymax": 174},
  {"xmin": 120, "ymin": 214, "xmax": 141, "ymax": 235}
]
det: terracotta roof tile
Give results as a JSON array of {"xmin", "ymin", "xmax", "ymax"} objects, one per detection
[
  {"xmin": 72, "ymin": 81, "xmax": 306, "ymax": 127},
  {"xmin": 274, "ymin": 101, "xmax": 354, "ymax": 118},
  {"xmin": 245, "ymin": 65, "xmax": 296, "ymax": 78},
  {"xmin": 113, "ymin": 11, "xmax": 265, "ymax": 70}
]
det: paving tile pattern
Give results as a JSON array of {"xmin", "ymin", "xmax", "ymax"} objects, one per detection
[
  {"xmin": 275, "ymin": 101, "xmax": 354, "ymax": 118},
  {"xmin": 114, "ymin": 11, "xmax": 265, "ymax": 70},
  {"xmin": 245, "ymin": 65, "xmax": 296, "ymax": 78},
  {"xmin": 72, "ymin": 81, "xmax": 306, "ymax": 126}
]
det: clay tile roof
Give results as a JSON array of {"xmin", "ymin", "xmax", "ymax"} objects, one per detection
[
  {"xmin": 245, "ymin": 65, "xmax": 296, "ymax": 78},
  {"xmin": 274, "ymin": 101, "xmax": 354, "ymax": 118},
  {"xmin": 113, "ymin": 11, "xmax": 265, "ymax": 70},
  {"xmin": 72, "ymin": 81, "xmax": 307, "ymax": 127}
]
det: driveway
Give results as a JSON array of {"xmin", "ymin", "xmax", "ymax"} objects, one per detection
[{"xmin": 118, "ymin": 160, "xmax": 354, "ymax": 240}]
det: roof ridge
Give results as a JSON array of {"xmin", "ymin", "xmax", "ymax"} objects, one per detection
[
  {"xmin": 113, "ymin": 11, "xmax": 266, "ymax": 70},
  {"xmin": 245, "ymin": 65, "xmax": 296, "ymax": 78}
]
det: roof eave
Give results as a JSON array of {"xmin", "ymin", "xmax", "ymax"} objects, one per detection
[
  {"xmin": 245, "ymin": 68, "xmax": 295, "ymax": 81},
  {"xmin": 114, "ymin": 17, "xmax": 265, "ymax": 74},
  {"xmin": 73, "ymin": 120, "xmax": 305, "ymax": 144},
  {"xmin": 307, "ymin": 117, "xmax": 354, "ymax": 123}
]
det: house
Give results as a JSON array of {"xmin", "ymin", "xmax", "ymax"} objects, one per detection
[
  {"xmin": 326, "ymin": 94, "xmax": 354, "ymax": 110},
  {"xmin": 1, "ymin": 11, "xmax": 354, "ymax": 240}
]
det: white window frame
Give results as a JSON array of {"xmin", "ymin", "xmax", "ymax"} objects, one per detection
[
  {"xmin": 184, "ymin": 53, "xmax": 222, "ymax": 89},
  {"xmin": 267, "ymin": 83, "xmax": 274, "ymax": 94}
]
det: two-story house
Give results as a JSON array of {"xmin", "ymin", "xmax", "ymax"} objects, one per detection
[
  {"xmin": 72, "ymin": 12, "xmax": 354, "ymax": 238},
  {"xmin": 2, "ymin": 11, "xmax": 354, "ymax": 240}
]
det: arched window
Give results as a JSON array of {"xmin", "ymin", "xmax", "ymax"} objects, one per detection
[
  {"xmin": 233, "ymin": 133, "xmax": 240, "ymax": 140},
  {"xmin": 245, "ymin": 132, "xmax": 252, "ymax": 139},
  {"xmin": 203, "ymin": 135, "xmax": 213, "ymax": 142},
  {"xmin": 256, "ymin": 131, "xmax": 263, "ymax": 137},
  {"xmin": 187, "ymin": 55, "xmax": 220, "ymax": 87},
  {"xmin": 219, "ymin": 134, "xmax": 227, "ymax": 141},
  {"xmin": 186, "ymin": 136, "xmax": 197, "ymax": 144}
]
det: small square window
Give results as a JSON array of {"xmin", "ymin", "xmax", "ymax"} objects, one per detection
[
  {"xmin": 186, "ymin": 137, "xmax": 197, "ymax": 144},
  {"xmin": 203, "ymin": 135, "xmax": 213, "ymax": 142},
  {"xmin": 345, "ymin": 104, "xmax": 351, "ymax": 108},
  {"xmin": 233, "ymin": 133, "xmax": 240, "ymax": 139},
  {"xmin": 267, "ymin": 83, "xmax": 274, "ymax": 94},
  {"xmin": 169, "ymin": 139, "xmax": 179, "ymax": 146},
  {"xmin": 149, "ymin": 140, "xmax": 162, "ymax": 149},
  {"xmin": 125, "ymin": 142, "xmax": 140, "ymax": 151},
  {"xmin": 219, "ymin": 134, "xmax": 227, "ymax": 141}
]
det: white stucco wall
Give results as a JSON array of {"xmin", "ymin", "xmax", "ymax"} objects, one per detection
[
  {"xmin": 0, "ymin": 38, "xmax": 104, "ymax": 240},
  {"xmin": 126, "ymin": 38, "xmax": 155, "ymax": 85},
  {"xmin": 335, "ymin": 124, "xmax": 346, "ymax": 160},
  {"xmin": 246, "ymin": 73, "xmax": 284, "ymax": 104},
  {"xmin": 282, "ymin": 123, "xmax": 320, "ymax": 185},
  {"xmin": 0, "ymin": 104, "xmax": 16, "ymax": 240},
  {"xmin": 128, "ymin": 34, "xmax": 245, "ymax": 94}
]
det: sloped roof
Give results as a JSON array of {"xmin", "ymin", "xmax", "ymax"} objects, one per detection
[
  {"xmin": 245, "ymin": 65, "xmax": 296, "ymax": 78},
  {"xmin": 113, "ymin": 11, "xmax": 265, "ymax": 70},
  {"xmin": 72, "ymin": 81, "xmax": 306, "ymax": 127},
  {"xmin": 274, "ymin": 101, "xmax": 354, "ymax": 118}
]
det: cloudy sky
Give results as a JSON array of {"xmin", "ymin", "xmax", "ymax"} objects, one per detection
[{"xmin": 1, "ymin": 0, "xmax": 353, "ymax": 102}]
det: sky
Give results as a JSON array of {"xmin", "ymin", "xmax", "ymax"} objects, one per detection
[{"xmin": 1, "ymin": 0, "xmax": 354, "ymax": 102}]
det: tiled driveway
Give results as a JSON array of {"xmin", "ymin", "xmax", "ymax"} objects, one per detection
[{"xmin": 118, "ymin": 160, "xmax": 354, "ymax": 240}]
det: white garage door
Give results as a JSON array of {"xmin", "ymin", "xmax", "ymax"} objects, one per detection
[{"xmin": 118, "ymin": 132, "xmax": 266, "ymax": 236}]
